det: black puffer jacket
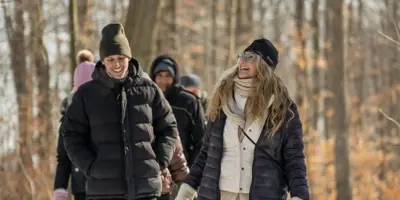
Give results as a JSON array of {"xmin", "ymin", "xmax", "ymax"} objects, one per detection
[
  {"xmin": 61, "ymin": 58, "xmax": 178, "ymax": 199},
  {"xmin": 184, "ymin": 103, "xmax": 309, "ymax": 200},
  {"xmin": 150, "ymin": 56, "xmax": 206, "ymax": 167},
  {"xmin": 54, "ymin": 94, "xmax": 86, "ymax": 194}
]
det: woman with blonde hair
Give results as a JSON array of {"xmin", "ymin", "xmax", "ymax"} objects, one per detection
[{"xmin": 175, "ymin": 39, "xmax": 309, "ymax": 200}]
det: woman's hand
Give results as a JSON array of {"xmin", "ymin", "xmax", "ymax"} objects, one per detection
[
  {"xmin": 174, "ymin": 183, "xmax": 197, "ymax": 200},
  {"xmin": 291, "ymin": 197, "xmax": 303, "ymax": 200}
]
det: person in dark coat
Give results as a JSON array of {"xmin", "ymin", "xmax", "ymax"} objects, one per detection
[
  {"xmin": 60, "ymin": 23, "xmax": 179, "ymax": 200},
  {"xmin": 149, "ymin": 56, "xmax": 206, "ymax": 200},
  {"xmin": 175, "ymin": 38, "xmax": 310, "ymax": 200},
  {"xmin": 180, "ymin": 74, "xmax": 208, "ymax": 113},
  {"xmin": 54, "ymin": 50, "xmax": 95, "ymax": 200},
  {"xmin": 149, "ymin": 56, "xmax": 206, "ymax": 168}
]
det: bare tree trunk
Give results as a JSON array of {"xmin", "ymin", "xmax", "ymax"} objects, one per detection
[
  {"xmin": 256, "ymin": 0, "xmax": 266, "ymax": 38},
  {"xmin": 156, "ymin": 0, "xmax": 177, "ymax": 56},
  {"xmin": 69, "ymin": 0, "xmax": 78, "ymax": 89},
  {"xmin": 377, "ymin": 1, "xmax": 388, "ymax": 192},
  {"xmin": 295, "ymin": 0, "xmax": 309, "ymax": 119},
  {"xmin": 224, "ymin": 0, "xmax": 237, "ymax": 68},
  {"xmin": 353, "ymin": 0, "xmax": 364, "ymax": 140},
  {"xmin": 311, "ymin": 0, "xmax": 321, "ymax": 133},
  {"xmin": 310, "ymin": 0, "xmax": 322, "ymax": 199},
  {"xmin": 203, "ymin": 0, "xmax": 218, "ymax": 90},
  {"xmin": 29, "ymin": 1, "xmax": 55, "ymax": 167},
  {"xmin": 204, "ymin": 23, "xmax": 210, "ymax": 87},
  {"xmin": 376, "ymin": 1, "xmax": 399, "ymax": 198},
  {"xmin": 376, "ymin": 15, "xmax": 387, "ymax": 196},
  {"xmin": 27, "ymin": 1, "xmax": 54, "ymax": 197},
  {"xmin": 54, "ymin": 20, "xmax": 63, "ymax": 118},
  {"xmin": 77, "ymin": 0, "xmax": 95, "ymax": 51},
  {"xmin": 347, "ymin": 0, "xmax": 356, "ymax": 136},
  {"xmin": 210, "ymin": 0, "xmax": 218, "ymax": 88},
  {"xmin": 235, "ymin": 0, "xmax": 252, "ymax": 51},
  {"xmin": 28, "ymin": 0, "xmax": 53, "ymax": 161},
  {"xmin": 246, "ymin": 0, "xmax": 253, "ymax": 35},
  {"xmin": 323, "ymin": 2, "xmax": 337, "ymax": 198},
  {"xmin": 2, "ymin": 0, "xmax": 35, "ymax": 198},
  {"xmin": 390, "ymin": 0, "xmax": 400, "ymax": 186},
  {"xmin": 387, "ymin": 0, "xmax": 399, "ymax": 138},
  {"xmin": 271, "ymin": 1, "xmax": 282, "ymax": 43},
  {"xmin": 294, "ymin": 2, "xmax": 314, "ymax": 197},
  {"xmin": 324, "ymin": 0, "xmax": 334, "ymax": 140},
  {"xmin": 228, "ymin": 0, "xmax": 238, "ymax": 68},
  {"xmin": 330, "ymin": 0, "xmax": 352, "ymax": 199},
  {"xmin": 124, "ymin": 0, "xmax": 163, "ymax": 71}
]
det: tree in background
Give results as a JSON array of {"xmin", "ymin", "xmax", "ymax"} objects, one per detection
[
  {"xmin": 2, "ymin": 0, "xmax": 35, "ymax": 198},
  {"xmin": 124, "ymin": 0, "xmax": 163, "ymax": 71},
  {"xmin": 329, "ymin": 0, "xmax": 352, "ymax": 199},
  {"xmin": 0, "ymin": 0, "xmax": 400, "ymax": 199}
]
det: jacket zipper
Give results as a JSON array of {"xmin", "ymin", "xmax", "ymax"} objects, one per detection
[{"xmin": 121, "ymin": 87, "xmax": 135, "ymax": 200}]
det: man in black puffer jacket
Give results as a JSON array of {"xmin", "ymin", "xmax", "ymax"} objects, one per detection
[
  {"xmin": 61, "ymin": 23, "xmax": 178, "ymax": 200},
  {"xmin": 149, "ymin": 56, "xmax": 206, "ymax": 170}
]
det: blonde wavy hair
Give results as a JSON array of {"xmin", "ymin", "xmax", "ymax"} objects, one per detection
[{"xmin": 207, "ymin": 55, "xmax": 294, "ymax": 136}]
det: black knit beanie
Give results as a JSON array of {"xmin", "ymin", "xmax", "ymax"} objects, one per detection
[
  {"xmin": 244, "ymin": 38, "xmax": 279, "ymax": 69},
  {"xmin": 99, "ymin": 23, "xmax": 132, "ymax": 60}
]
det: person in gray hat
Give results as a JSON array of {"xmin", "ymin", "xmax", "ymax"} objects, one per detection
[
  {"xmin": 61, "ymin": 23, "xmax": 179, "ymax": 200},
  {"xmin": 149, "ymin": 55, "xmax": 206, "ymax": 200},
  {"xmin": 180, "ymin": 74, "xmax": 208, "ymax": 113}
]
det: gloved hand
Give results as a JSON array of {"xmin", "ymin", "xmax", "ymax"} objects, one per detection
[
  {"xmin": 174, "ymin": 183, "xmax": 196, "ymax": 200},
  {"xmin": 53, "ymin": 188, "xmax": 68, "ymax": 200}
]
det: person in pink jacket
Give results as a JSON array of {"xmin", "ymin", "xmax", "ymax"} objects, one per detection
[{"xmin": 54, "ymin": 50, "xmax": 95, "ymax": 200}]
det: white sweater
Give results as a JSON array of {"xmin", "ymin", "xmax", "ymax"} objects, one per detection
[{"xmin": 219, "ymin": 93, "xmax": 264, "ymax": 194}]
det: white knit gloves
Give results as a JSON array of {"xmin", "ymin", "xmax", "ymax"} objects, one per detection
[
  {"xmin": 173, "ymin": 184, "xmax": 303, "ymax": 200},
  {"xmin": 174, "ymin": 183, "xmax": 197, "ymax": 200},
  {"xmin": 291, "ymin": 197, "xmax": 303, "ymax": 200}
]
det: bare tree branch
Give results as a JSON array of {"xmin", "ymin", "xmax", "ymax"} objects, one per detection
[
  {"xmin": 377, "ymin": 30, "xmax": 400, "ymax": 46},
  {"xmin": 378, "ymin": 108, "xmax": 400, "ymax": 130},
  {"xmin": 387, "ymin": 4, "xmax": 400, "ymax": 42}
]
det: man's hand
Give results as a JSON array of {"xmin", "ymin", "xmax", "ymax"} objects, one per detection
[{"xmin": 161, "ymin": 168, "xmax": 173, "ymax": 194}]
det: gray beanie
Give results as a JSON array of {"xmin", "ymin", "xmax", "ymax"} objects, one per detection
[{"xmin": 180, "ymin": 74, "xmax": 201, "ymax": 88}]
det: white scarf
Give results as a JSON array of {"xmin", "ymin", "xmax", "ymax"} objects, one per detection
[{"xmin": 222, "ymin": 76, "xmax": 275, "ymax": 141}]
